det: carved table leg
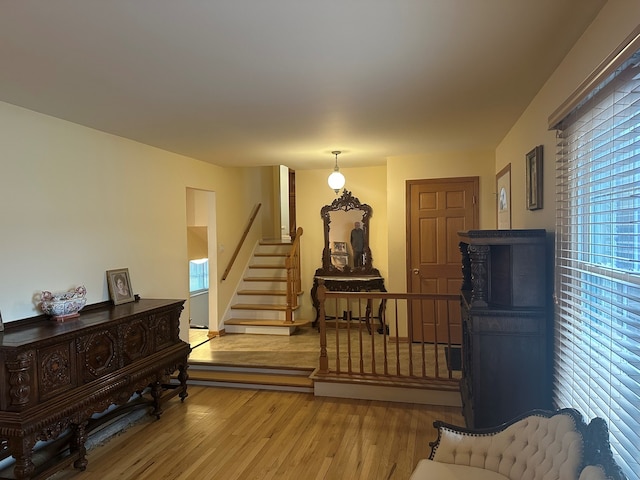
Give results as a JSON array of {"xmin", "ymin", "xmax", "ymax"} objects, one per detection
[
  {"xmin": 71, "ymin": 421, "xmax": 88, "ymax": 471},
  {"xmin": 364, "ymin": 300, "xmax": 372, "ymax": 335},
  {"xmin": 178, "ymin": 363, "xmax": 189, "ymax": 402},
  {"xmin": 311, "ymin": 281, "xmax": 320, "ymax": 328},
  {"xmin": 151, "ymin": 380, "xmax": 163, "ymax": 419},
  {"xmin": 377, "ymin": 299, "xmax": 388, "ymax": 334},
  {"xmin": 9, "ymin": 436, "xmax": 35, "ymax": 480}
]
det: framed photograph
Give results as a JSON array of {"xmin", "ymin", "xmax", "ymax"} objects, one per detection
[
  {"xmin": 332, "ymin": 241, "xmax": 347, "ymax": 253},
  {"xmin": 526, "ymin": 145, "xmax": 543, "ymax": 210},
  {"xmin": 106, "ymin": 268, "xmax": 135, "ymax": 305},
  {"xmin": 496, "ymin": 163, "xmax": 511, "ymax": 229}
]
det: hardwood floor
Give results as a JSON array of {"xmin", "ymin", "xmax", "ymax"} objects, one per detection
[
  {"xmin": 188, "ymin": 326, "xmax": 321, "ymax": 368},
  {"xmin": 49, "ymin": 386, "xmax": 464, "ymax": 480}
]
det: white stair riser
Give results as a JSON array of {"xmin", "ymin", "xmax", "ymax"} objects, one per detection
[
  {"xmin": 241, "ymin": 280, "xmax": 287, "ymax": 290},
  {"xmin": 251, "ymin": 256, "xmax": 287, "ymax": 266},
  {"xmin": 257, "ymin": 244, "xmax": 291, "ymax": 255},
  {"xmin": 228, "ymin": 310, "xmax": 287, "ymax": 320},
  {"xmin": 236, "ymin": 294, "xmax": 287, "ymax": 304},
  {"xmin": 246, "ymin": 268, "xmax": 287, "ymax": 278},
  {"xmin": 224, "ymin": 324, "xmax": 297, "ymax": 335}
]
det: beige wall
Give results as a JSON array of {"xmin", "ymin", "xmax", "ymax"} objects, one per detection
[
  {"xmin": 0, "ymin": 101, "xmax": 270, "ymax": 339},
  {"xmin": 3, "ymin": 1, "xmax": 636, "ymax": 335},
  {"xmin": 497, "ymin": 0, "xmax": 640, "ymax": 231},
  {"xmin": 295, "ymin": 165, "xmax": 388, "ymax": 320}
]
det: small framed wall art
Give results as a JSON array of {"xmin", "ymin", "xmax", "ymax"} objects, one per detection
[
  {"xmin": 106, "ymin": 268, "xmax": 135, "ymax": 305},
  {"xmin": 526, "ymin": 145, "xmax": 543, "ymax": 210},
  {"xmin": 496, "ymin": 163, "xmax": 512, "ymax": 229}
]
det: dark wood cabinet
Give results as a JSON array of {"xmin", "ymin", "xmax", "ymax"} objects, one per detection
[
  {"xmin": 458, "ymin": 229, "xmax": 552, "ymax": 428},
  {"xmin": 0, "ymin": 299, "xmax": 190, "ymax": 479}
]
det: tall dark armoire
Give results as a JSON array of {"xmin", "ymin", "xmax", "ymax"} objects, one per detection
[{"xmin": 458, "ymin": 229, "xmax": 552, "ymax": 429}]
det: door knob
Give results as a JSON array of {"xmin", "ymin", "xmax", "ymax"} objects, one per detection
[{"xmin": 412, "ymin": 268, "xmax": 419, "ymax": 275}]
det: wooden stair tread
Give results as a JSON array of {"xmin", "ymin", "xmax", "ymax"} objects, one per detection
[
  {"xmin": 187, "ymin": 370, "xmax": 313, "ymax": 388},
  {"xmin": 243, "ymin": 277, "xmax": 287, "ymax": 282},
  {"xmin": 230, "ymin": 303, "xmax": 290, "ymax": 311},
  {"xmin": 254, "ymin": 253, "xmax": 288, "ymax": 257},
  {"xmin": 259, "ymin": 240, "xmax": 293, "ymax": 246},
  {"xmin": 224, "ymin": 318, "xmax": 310, "ymax": 327},
  {"xmin": 249, "ymin": 264, "xmax": 285, "ymax": 269},
  {"xmin": 237, "ymin": 290, "xmax": 286, "ymax": 296}
]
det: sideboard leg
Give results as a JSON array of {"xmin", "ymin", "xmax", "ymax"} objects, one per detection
[
  {"xmin": 178, "ymin": 363, "xmax": 189, "ymax": 402},
  {"xmin": 151, "ymin": 380, "xmax": 163, "ymax": 419},
  {"xmin": 72, "ymin": 421, "xmax": 88, "ymax": 471},
  {"xmin": 9, "ymin": 436, "xmax": 35, "ymax": 480}
]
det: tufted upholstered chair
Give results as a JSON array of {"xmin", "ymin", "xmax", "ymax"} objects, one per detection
[{"xmin": 409, "ymin": 409, "xmax": 627, "ymax": 480}]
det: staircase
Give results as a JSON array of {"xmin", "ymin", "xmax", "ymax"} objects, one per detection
[{"xmin": 223, "ymin": 240, "xmax": 309, "ymax": 335}]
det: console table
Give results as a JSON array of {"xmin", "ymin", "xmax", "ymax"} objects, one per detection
[
  {"xmin": 311, "ymin": 275, "xmax": 387, "ymax": 333},
  {"xmin": 0, "ymin": 298, "xmax": 190, "ymax": 480}
]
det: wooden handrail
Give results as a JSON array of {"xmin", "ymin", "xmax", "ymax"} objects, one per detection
[
  {"xmin": 221, "ymin": 203, "xmax": 261, "ymax": 281},
  {"xmin": 284, "ymin": 227, "xmax": 303, "ymax": 323}
]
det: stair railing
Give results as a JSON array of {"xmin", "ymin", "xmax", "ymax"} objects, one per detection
[
  {"xmin": 221, "ymin": 203, "xmax": 262, "ymax": 281},
  {"xmin": 317, "ymin": 281, "xmax": 461, "ymax": 387},
  {"xmin": 284, "ymin": 227, "xmax": 303, "ymax": 324}
]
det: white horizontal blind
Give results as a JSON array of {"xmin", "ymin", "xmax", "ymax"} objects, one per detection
[{"xmin": 554, "ymin": 51, "xmax": 640, "ymax": 480}]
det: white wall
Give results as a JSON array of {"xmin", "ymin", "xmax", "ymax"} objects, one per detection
[{"xmin": 0, "ymin": 101, "xmax": 268, "ymax": 339}]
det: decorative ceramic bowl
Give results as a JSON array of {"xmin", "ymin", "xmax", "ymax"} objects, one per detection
[{"xmin": 39, "ymin": 285, "xmax": 87, "ymax": 321}]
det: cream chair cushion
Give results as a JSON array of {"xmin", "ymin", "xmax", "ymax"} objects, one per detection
[{"xmin": 410, "ymin": 459, "xmax": 508, "ymax": 480}]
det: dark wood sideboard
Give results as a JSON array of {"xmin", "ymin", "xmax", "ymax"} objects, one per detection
[
  {"xmin": 458, "ymin": 230, "xmax": 552, "ymax": 429},
  {"xmin": 0, "ymin": 298, "xmax": 191, "ymax": 480}
]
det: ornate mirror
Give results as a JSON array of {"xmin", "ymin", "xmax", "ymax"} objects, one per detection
[{"xmin": 316, "ymin": 190, "xmax": 380, "ymax": 276}]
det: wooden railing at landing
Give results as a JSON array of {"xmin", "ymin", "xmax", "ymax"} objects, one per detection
[
  {"xmin": 285, "ymin": 227, "xmax": 303, "ymax": 324},
  {"xmin": 316, "ymin": 284, "xmax": 462, "ymax": 388},
  {"xmin": 221, "ymin": 203, "xmax": 261, "ymax": 281}
]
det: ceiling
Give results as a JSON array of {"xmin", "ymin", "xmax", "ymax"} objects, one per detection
[{"xmin": 0, "ymin": 1, "xmax": 606, "ymax": 170}]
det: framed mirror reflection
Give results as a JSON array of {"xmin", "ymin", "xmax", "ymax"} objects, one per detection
[{"xmin": 316, "ymin": 190, "xmax": 380, "ymax": 276}]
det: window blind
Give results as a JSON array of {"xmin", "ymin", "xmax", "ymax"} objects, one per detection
[{"xmin": 554, "ymin": 50, "xmax": 640, "ymax": 480}]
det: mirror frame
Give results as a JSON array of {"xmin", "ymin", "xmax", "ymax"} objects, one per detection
[{"xmin": 315, "ymin": 190, "xmax": 380, "ymax": 276}]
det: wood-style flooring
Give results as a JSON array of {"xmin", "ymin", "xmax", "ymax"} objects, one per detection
[
  {"xmin": 49, "ymin": 386, "xmax": 464, "ymax": 480},
  {"xmin": 188, "ymin": 326, "xmax": 322, "ymax": 369}
]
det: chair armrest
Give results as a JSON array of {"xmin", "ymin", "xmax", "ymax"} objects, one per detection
[{"xmin": 581, "ymin": 418, "xmax": 627, "ymax": 480}]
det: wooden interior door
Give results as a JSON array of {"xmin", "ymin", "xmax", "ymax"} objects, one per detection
[{"xmin": 407, "ymin": 177, "xmax": 479, "ymax": 344}]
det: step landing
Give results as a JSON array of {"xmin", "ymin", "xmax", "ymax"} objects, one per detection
[{"xmin": 187, "ymin": 363, "xmax": 314, "ymax": 393}]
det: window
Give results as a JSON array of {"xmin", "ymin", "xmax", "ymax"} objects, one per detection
[
  {"xmin": 189, "ymin": 258, "xmax": 209, "ymax": 293},
  {"xmin": 554, "ymin": 48, "xmax": 640, "ymax": 480}
]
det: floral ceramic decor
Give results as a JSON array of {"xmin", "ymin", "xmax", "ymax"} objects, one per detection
[{"xmin": 39, "ymin": 285, "xmax": 87, "ymax": 321}]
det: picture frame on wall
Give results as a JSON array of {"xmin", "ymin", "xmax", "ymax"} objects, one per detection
[
  {"xmin": 106, "ymin": 268, "xmax": 135, "ymax": 305},
  {"xmin": 526, "ymin": 145, "xmax": 543, "ymax": 210},
  {"xmin": 496, "ymin": 163, "xmax": 511, "ymax": 229}
]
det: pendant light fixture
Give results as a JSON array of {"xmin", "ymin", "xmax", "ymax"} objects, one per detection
[{"xmin": 327, "ymin": 150, "xmax": 346, "ymax": 194}]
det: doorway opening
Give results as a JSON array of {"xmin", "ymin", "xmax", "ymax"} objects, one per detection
[{"xmin": 186, "ymin": 188, "xmax": 217, "ymax": 345}]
